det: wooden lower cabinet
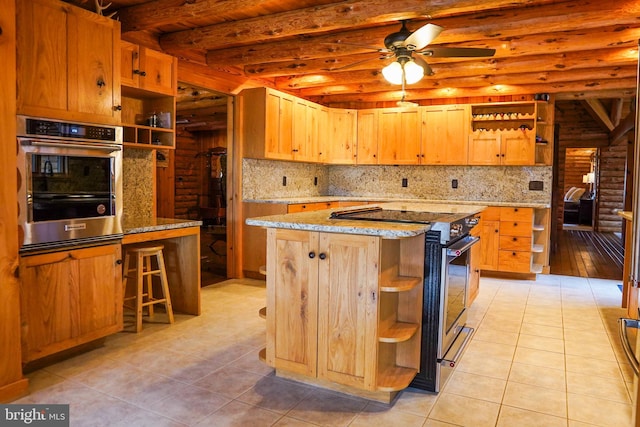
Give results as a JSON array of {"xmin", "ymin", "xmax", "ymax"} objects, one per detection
[
  {"xmin": 265, "ymin": 228, "xmax": 423, "ymax": 401},
  {"xmin": 19, "ymin": 244, "xmax": 123, "ymax": 363},
  {"xmin": 479, "ymin": 206, "xmax": 546, "ymax": 275}
]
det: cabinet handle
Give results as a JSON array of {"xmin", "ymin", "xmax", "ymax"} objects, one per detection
[
  {"xmin": 308, "ymin": 252, "xmax": 316, "ymax": 259},
  {"xmin": 96, "ymin": 78, "xmax": 105, "ymax": 88},
  {"xmin": 495, "ymin": 154, "xmax": 500, "ymax": 157},
  {"xmin": 319, "ymin": 253, "xmax": 327, "ymax": 260},
  {"xmin": 494, "ymin": 229, "xmax": 499, "ymax": 233},
  {"xmin": 512, "ymin": 252, "xmax": 516, "ymax": 256},
  {"xmin": 514, "ymin": 223, "xmax": 518, "ymax": 226},
  {"xmin": 116, "ymin": 259, "xmax": 123, "ymax": 265},
  {"xmin": 113, "ymin": 105, "xmax": 122, "ymax": 111},
  {"xmin": 133, "ymin": 69, "xmax": 147, "ymax": 76}
]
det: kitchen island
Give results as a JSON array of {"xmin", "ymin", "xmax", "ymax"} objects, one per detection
[{"xmin": 247, "ymin": 202, "xmax": 484, "ymax": 402}]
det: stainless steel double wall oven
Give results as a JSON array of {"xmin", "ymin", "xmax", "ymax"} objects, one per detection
[{"xmin": 16, "ymin": 116, "xmax": 124, "ymax": 250}]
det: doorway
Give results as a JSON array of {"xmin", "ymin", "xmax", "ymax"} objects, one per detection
[
  {"xmin": 174, "ymin": 82, "xmax": 230, "ymax": 285},
  {"xmin": 561, "ymin": 147, "xmax": 598, "ymax": 231}
]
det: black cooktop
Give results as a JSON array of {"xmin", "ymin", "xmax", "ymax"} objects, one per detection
[{"xmin": 330, "ymin": 207, "xmax": 458, "ymax": 224}]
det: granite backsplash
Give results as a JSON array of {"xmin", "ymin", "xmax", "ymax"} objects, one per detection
[
  {"xmin": 243, "ymin": 159, "xmax": 552, "ymax": 204},
  {"xmin": 122, "ymin": 149, "xmax": 155, "ymax": 224}
]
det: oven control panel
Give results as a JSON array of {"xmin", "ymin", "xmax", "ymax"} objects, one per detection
[{"xmin": 20, "ymin": 117, "xmax": 117, "ymax": 142}]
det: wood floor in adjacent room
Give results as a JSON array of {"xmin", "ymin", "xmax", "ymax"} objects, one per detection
[{"xmin": 550, "ymin": 229, "xmax": 624, "ymax": 280}]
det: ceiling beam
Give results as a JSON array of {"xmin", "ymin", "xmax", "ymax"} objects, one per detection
[
  {"xmin": 307, "ymin": 77, "xmax": 637, "ymax": 105},
  {"xmin": 159, "ymin": 0, "xmax": 572, "ymax": 52},
  {"xmin": 582, "ymin": 99, "xmax": 616, "ymax": 131},
  {"xmin": 200, "ymin": 1, "xmax": 640, "ymax": 66},
  {"xmin": 610, "ymin": 111, "xmax": 636, "ymax": 144}
]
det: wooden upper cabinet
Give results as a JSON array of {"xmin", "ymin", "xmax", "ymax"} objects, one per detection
[
  {"xmin": 120, "ymin": 41, "xmax": 177, "ymax": 96},
  {"xmin": 327, "ymin": 109, "xmax": 357, "ymax": 164},
  {"xmin": 243, "ymin": 87, "xmax": 331, "ymax": 162},
  {"xmin": 293, "ymin": 98, "xmax": 327, "ymax": 162},
  {"xmin": 377, "ymin": 109, "xmax": 422, "ymax": 165},
  {"xmin": 422, "ymin": 105, "xmax": 469, "ymax": 165},
  {"xmin": 17, "ymin": 0, "xmax": 121, "ymax": 125},
  {"xmin": 356, "ymin": 110, "xmax": 379, "ymax": 165}
]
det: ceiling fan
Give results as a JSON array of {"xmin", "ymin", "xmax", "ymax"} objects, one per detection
[{"xmin": 332, "ymin": 21, "xmax": 496, "ymax": 86}]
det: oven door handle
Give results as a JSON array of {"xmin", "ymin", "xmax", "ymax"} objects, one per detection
[
  {"xmin": 446, "ymin": 236, "xmax": 480, "ymax": 257},
  {"xmin": 618, "ymin": 317, "xmax": 640, "ymax": 376},
  {"xmin": 25, "ymin": 140, "xmax": 122, "ymax": 152}
]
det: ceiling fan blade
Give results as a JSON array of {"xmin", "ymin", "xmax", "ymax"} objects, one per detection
[
  {"xmin": 413, "ymin": 55, "xmax": 433, "ymax": 76},
  {"xmin": 323, "ymin": 54, "xmax": 392, "ymax": 71},
  {"xmin": 321, "ymin": 41, "xmax": 391, "ymax": 53},
  {"xmin": 404, "ymin": 23, "xmax": 443, "ymax": 50},
  {"xmin": 420, "ymin": 47, "xmax": 496, "ymax": 58}
]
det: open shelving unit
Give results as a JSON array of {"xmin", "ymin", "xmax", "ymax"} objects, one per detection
[
  {"xmin": 376, "ymin": 236, "xmax": 423, "ymax": 392},
  {"xmin": 121, "ymin": 86, "xmax": 176, "ymax": 149}
]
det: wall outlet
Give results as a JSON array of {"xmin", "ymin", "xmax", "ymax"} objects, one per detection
[
  {"xmin": 452, "ymin": 179, "xmax": 458, "ymax": 189},
  {"xmin": 402, "ymin": 178, "xmax": 408, "ymax": 187},
  {"xmin": 529, "ymin": 180, "xmax": 544, "ymax": 191},
  {"xmin": 282, "ymin": 176, "xmax": 287, "ymax": 186}
]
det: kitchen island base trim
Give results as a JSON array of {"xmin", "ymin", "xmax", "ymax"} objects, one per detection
[{"xmin": 275, "ymin": 370, "xmax": 402, "ymax": 404}]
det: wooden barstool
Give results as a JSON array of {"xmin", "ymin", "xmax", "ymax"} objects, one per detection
[{"xmin": 122, "ymin": 245, "xmax": 174, "ymax": 332}]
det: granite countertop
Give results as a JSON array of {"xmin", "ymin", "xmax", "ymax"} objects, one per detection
[
  {"xmin": 244, "ymin": 196, "xmax": 550, "ymax": 209},
  {"xmin": 245, "ymin": 202, "xmax": 486, "ymax": 238},
  {"xmin": 123, "ymin": 217, "xmax": 203, "ymax": 234}
]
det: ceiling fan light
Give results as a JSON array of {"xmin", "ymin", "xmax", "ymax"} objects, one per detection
[
  {"xmin": 403, "ymin": 60, "xmax": 424, "ymax": 84},
  {"xmin": 382, "ymin": 61, "xmax": 403, "ymax": 85}
]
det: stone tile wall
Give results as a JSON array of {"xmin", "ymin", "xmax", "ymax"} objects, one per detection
[{"xmin": 243, "ymin": 159, "xmax": 552, "ymax": 204}]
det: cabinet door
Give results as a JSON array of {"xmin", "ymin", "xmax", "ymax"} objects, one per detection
[
  {"xmin": 19, "ymin": 244, "xmax": 123, "ymax": 362},
  {"xmin": 422, "ymin": 105, "xmax": 469, "ymax": 165},
  {"xmin": 67, "ymin": 6, "xmax": 120, "ymax": 122},
  {"xmin": 139, "ymin": 47, "xmax": 177, "ymax": 95},
  {"xmin": 377, "ymin": 109, "xmax": 421, "ymax": 165},
  {"xmin": 317, "ymin": 233, "xmax": 379, "ymax": 390},
  {"xmin": 292, "ymin": 99, "xmax": 318, "ymax": 163},
  {"xmin": 17, "ymin": 0, "xmax": 120, "ymax": 124},
  {"xmin": 120, "ymin": 41, "xmax": 140, "ymax": 88},
  {"xmin": 468, "ymin": 132, "xmax": 501, "ymax": 165},
  {"xmin": 266, "ymin": 229, "xmax": 319, "ymax": 376},
  {"xmin": 16, "ymin": 0, "xmax": 68, "ymax": 114},
  {"xmin": 479, "ymin": 220, "xmax": 500, "ymax": 271},
  {"xmin": 356, "ymin": 110, "xmax": 379, "ymax": 164},
  {"xmin": 501, "ymin": 130, "xmax": 535, "ymax": 165},
  {"xmin": 316, "ymin": 107, "xmax": 330, "ymax": 163},
  {"xmin": 264, "ymin": 92, "xmax": 294, "ymax": 160},
  {"xmin": 328, "ymin": 109, "xmax": 357, "ymax": 164}
]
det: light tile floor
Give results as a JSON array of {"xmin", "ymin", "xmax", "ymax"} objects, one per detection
[{"xmin": 15, "ymin": 275, "xmax": 635, "ymax": 426}]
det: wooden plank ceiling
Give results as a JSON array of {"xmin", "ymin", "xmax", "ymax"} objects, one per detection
[{"xmin": 71, "ymin": 0, "xmax": 639, "ymax": 110}]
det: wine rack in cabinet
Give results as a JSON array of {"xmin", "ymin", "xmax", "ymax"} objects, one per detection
[{"xmin": 469, "ymin": 101, "xmax": 553, "ymax": 166}]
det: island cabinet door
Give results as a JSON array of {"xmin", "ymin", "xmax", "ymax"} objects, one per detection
[
  {"xmin": 266, "ymin": 229, "xmax": 319, "ymax": 376},
  {"xmin": 316, "ymin": 233, "xmax": 380, "ymax": 390}
]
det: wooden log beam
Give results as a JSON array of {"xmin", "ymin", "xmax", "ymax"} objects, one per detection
[
  {"xmin": 280, "ymin": 47, "xmax": 636, "ymax": 95},
  {"xmin": 293, "ymin": 67, "xmax": 637, "ymax": 99},
  {"xmin": 611, "ymin": 98, "xmax": 624, "ymax": 126},
  {"xmin": 200, "ymin": 1, "xmax": 640, "ymax": 66},
  {"xmin": 307, "ymin": 77, "xmax": 638, "ymax": 105},
  {"xmin": 610, "ymin": 111, "xmax": 636, "ymax": 145},
  {"xmin": 242, "ymin": 26, "xmax": 640, "ymax": 77},
  {"xmin": 159, "ymin": 0, "xmax": 574, "ymax": 52},
  {"xmin": 582, "ymin": 99, "xmax": 616, "ymax": 132}
]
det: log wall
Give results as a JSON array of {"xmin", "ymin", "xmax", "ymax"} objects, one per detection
[
  {"xmin": 555, "ymin": 100, "xmax": 628, "ymax": 233},
  {"xmin": 172, "ymin": 128, "xmax": 227, "ymax": 219}
]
